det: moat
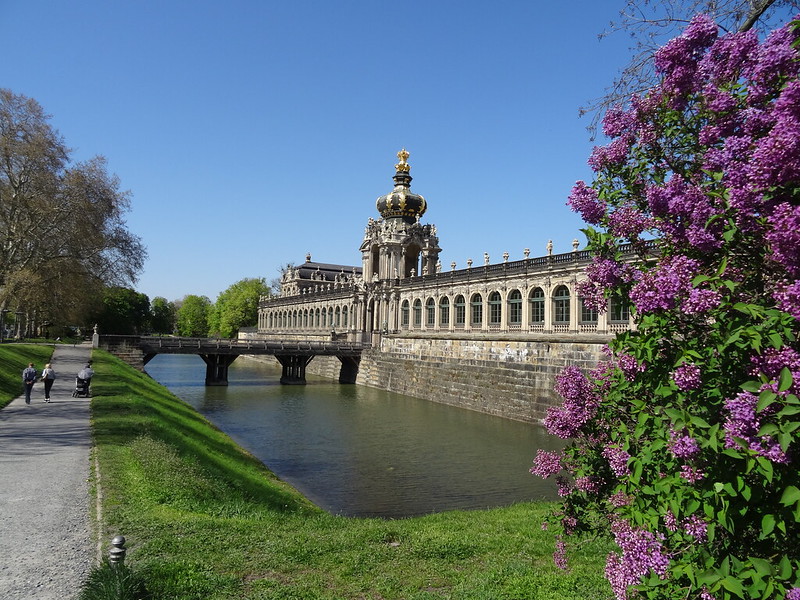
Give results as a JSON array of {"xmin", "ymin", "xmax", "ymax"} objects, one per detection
[{"xmin": 145, "ymin": 353, "xmax": 562, "ymax": 518}]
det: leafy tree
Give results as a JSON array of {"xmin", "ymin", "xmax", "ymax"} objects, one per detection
[
  {"xmin": 0, "ymin": 89, "xmax": 146, "ymax": 330},
  {"xmin": 91, "ymin": 287, "xmax": 151, "ymax": 335},
  {"xmin": 150, "ymin": 296, "xmax": 175, "ymax": 335},
  {"xmin": 175, "ymin": 295, "xmax": 211, "ymax": 337},
  {"xmin": 207, "ymin": 277, "xmax": 270, "ymax": 338},
  {"xmin": 584, "ymin": 0, "xmax": 800, "ymax": 135},
  {"xmin": 533, "ymin": 16, "xmax": 800, "ymax": 600}
]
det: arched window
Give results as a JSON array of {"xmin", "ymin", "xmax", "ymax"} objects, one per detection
[
  {"xmin": 413, "ymin": 299, "xmax": 422, "ymax": 327},
  {"xmin": 335, "ymin": 306, "xmax": 341, "ymax": 327},
  {"xmin": 426, "ymin": 298, "xmax": 436, "ymax": 326},
  {"xmin": 268, "ymin": 313, "xmax": 273, "ymax": 329},
  {"xmin": 401, "ymin": 300, "xmax": 410, "ymax": 326},
  {"xmin": 454, "ymin": 295, "xmax": 466, "ymax": 325},
  {"xmin": 488, "ymin": 291, "xmax": 502, "ymax": 325},
  {"xmin": 439, "ymin": 296, "xmax": 450, "ymax": 326},
  {"xmin": 342, "ymin": 306, "xmax": 349, "ymax": 328},
  {"xmin": 553, "ymin": 285, "xmax": 571, "ymax": 324},
  {"xmin": 471, "ymin": 293, "xmax": 483, "ymax": 326},
  {"xmin": 303, "ymin": 310, "xmax": 308, "ymax": 329},
  {"xmin": 529, "ymin": 288, "xmax": 545, "ymax": 323},
  {"xmin": 292, "ymin": 310, "xmax": 298, "ymax": 328},
  {"xmin": 314, "ymin": 308, "xmax": 320, "ymax": 328},
  {"xmin": 508, "ymin": 290, "xmax": 523, "ymax": 324},
  {"xmin": 322, "ymin": 308, "xmax": 327, "ymax": 327}
]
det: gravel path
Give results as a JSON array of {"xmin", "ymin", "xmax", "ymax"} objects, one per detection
[{"xmin": 0, "ymin": 343, "xmax": 94, "ymax": 599}]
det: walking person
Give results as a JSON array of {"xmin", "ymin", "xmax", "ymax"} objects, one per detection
[
  {"xmin": 22, "ymin": 362, "xmax": 37, "ymax": 404},
  {"xmin": 41, "ymin": 363, "xmax": 56, "ymax": 402}
]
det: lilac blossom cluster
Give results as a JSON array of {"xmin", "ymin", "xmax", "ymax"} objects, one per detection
[
  {"xmin": 671, "ymin": 363, "xmax": 702, "ymax": 391},
  {"xmin": 543, "ymin": 366, "xmax": 599, "ymax": 439},
  {"xmin": 603, "ymin": 444, "xmax": 631, "ymax": 477},
  {"xmin": 530, "ymin": 449, "xmax": 563, "ymax": 479},
  {"xmin": 668, "ymin": 428, "xmax": 700, "ymax": 459},
  {"xmin": 723, "ymin": 391, "xmax": 789, "ymax": 464},
  {"xmin": 604, "ymin": 520, "xmax": 670, "ymax": 600}
]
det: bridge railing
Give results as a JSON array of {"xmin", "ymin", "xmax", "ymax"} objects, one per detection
[{"xmin": 96, "ymin": 335, "xmax": 371, "ymax": 354}]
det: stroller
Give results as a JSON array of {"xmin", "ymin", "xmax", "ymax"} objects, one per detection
[{"xmin": 72, "ymin": 377, "xmax": 91, "ymax": 398}]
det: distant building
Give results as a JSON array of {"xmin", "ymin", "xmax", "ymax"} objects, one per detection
[{"xmin": 258, "ymin": 149, "xmax": 631, "ymax": 342}]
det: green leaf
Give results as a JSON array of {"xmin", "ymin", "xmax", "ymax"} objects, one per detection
[
  {"xmin": 721, "ymin": 575, "xmax": 745, "ymax": 596},
  {"xmin": 779, "ymin": 485, "xmax": 800, "ymax": 506},
  {"xmin": 778, "ymin": 367, "xmax": 793, "ymax": 393},
  {"xmin": 750, "ymin": 557, "xmax": 773, "ymax": 577},
  {"xmin": 757, "ymin": 390, "xmax": 777, "ymax": 412},
  {"xmin": 761, "ymin": 514, "xmax": 775, "ymax": 536},
  {"xmin": 741, "ymin": 380, "xmax": 762, "ymax": 393}
]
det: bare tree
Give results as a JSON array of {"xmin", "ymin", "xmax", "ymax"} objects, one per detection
[
  {"xmin": 583, "ymin": 0, "xmax": 800, "ymax": 136},
  {"xmin": 0, "ymin": 89, "xmax": 146, "ymax": 328}
]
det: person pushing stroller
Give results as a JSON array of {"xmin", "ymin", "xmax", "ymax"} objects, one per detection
[{"xmin": 73, "ymin": 362, "xmax": 94, "ymax": 397}]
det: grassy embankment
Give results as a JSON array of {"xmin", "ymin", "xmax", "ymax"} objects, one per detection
[
  {"xmin": 82, "ymin": 348, "xmax": 612, "ymax": 599},
  {"xmin": 0, "ymin": 344, "xmax": 54, "ymax": 408}
]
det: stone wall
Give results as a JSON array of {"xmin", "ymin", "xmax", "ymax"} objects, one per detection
[{"xmin": 302, "ymin": 333, "xmax": 608, "ymax": 424}]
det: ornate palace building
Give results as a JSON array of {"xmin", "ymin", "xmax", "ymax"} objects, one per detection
[{"xmin": 257, "ymin": 149, "xmax": 631, "ymax": 343}]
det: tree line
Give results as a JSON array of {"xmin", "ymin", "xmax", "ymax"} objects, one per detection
[{"xmin": 89, "ymin": 277, "xmax": 270, "ymax": 338}]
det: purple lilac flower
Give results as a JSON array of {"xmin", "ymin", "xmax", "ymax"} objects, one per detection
[
  {"xmin": 617, "ymin": 353, "xmax": 645, "ymax": 381},
  {"xmin": 629, "ymin": 256, "xmax": 700, "ymax": 313},
  {"xmin": 669, "ymin": 427, "xmax": 701, "ymax": 458},
  {"xmin": 775, "ymin": 280, "xmax": 800, "ymax": 320},
  {"xmin": 751, "ymin": 346, "xmax": 800, "ymax": 395},
  {"xmin": 608, "ymin": 204, "xmax": 652, "ymax": 240},
  {"xmin": 745, "ymin": 24, "xmax": 800, "ymax": 94},
  {"xmin": 766, "ymin": 203, "xmax": 800, "ymax": 278},
  {"xmin": 664, "ymin": 510, "xmax": 678, "ymax": 532},
  {"xmin": 680, "ymin": 465, "xmax": 706, "ymax": 483},
  {"xmin": 603, "ymin": 445, "xmax": 631, "ymax": 477},
  {"xmin": 530, "ymin": 449, "xmax": 563, "ymax": 479},
  {"xmin": 786, "ymin": 588, "xmax": 800, "ymax": 600},
  {"xmin": 608, "ymin": 491, "xmax": 631, "ymax": 507},
  {"xmin": 683, "ymin": 288, "xmax": 722, "ymax": 314},
  {"xmin": 588, "ymin": 136, "xmax": 633, "ymax": 172},
  {"xmin": 604, "ymin": 519, "xmax": 670, "ymax": 600},
  {"xmin": 699, "ymin": 586, "xmax": 716, "ymax": 599},
  {"xmin": 574, "ymin": 476, "xmax": 602, "ymax": 494},
  {"xmin": 544, "ymin": 366, "xmax": 599, "ymax": 438},
  {"xmin": 554, "ymin": 537, "xmax": 568, "ymax": 570},
  {"xmin": 750, "ymin": 110, "xmax": 800, "ymax": 191},
  {"xmin": 567, "ymin": 181, "xmax": 606, "ymax": 224},
  {"xmin": 672, "ymin": 363, "xmax": 702, "ymax": 391},
  {"xmin": 602, "ymin": 105, "xmax": 636, "ymax": 137},
  {"xmin": 723, "ymin": 392, "xmax": 789, "ymax": 464},
  {"xmin": 698, "ymin": 29, "xmax": 758, "ymax": 83},
  {"xmin": 683, "ymin": 515, "xmax": 708, "ymax": 542}
]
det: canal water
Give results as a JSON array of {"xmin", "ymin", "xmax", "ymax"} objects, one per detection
[{"xmin": 144, "ymin": 354, "xmax": 562, "ymax": 518}]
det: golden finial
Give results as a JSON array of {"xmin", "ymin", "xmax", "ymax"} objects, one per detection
[{"xmin": 395, "ymin": 148, "xmax": 410, "ymax": 172}]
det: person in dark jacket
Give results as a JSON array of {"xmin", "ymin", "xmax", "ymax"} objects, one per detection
[{"xmin": 22, "ymin": 363, "xmax": 36, "ymax": 404}]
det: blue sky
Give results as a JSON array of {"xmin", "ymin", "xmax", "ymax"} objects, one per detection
[{"xmin": 3, "ymin": 1, "xmax": 638, "ymax": 302}]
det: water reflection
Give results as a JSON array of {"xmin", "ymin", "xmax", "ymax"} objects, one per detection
[{"xmin": 145, "ymin": 354, "xmax": 561, "ymax": 518}]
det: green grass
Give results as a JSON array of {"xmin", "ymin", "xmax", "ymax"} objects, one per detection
[
  {"xmin": 0, "ymin": 344, "xmax": 54, "ymax": 408},
  {"xmin": 82, "ymin": 349, "xmax": 612, "ymax": 599}
]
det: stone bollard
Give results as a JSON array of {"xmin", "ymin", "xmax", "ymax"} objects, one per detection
[{"xmin": 109, "ymin": 535, "xmax": 126, "ymax": 567}]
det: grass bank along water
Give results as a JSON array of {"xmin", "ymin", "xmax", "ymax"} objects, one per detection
[{"xmin": 89, "ymin": 349, "xmax": 612, "ymax": 599}]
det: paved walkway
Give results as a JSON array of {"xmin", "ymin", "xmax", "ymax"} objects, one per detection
[{"xmin": 0, "ymin": 343, "xmax": 94, "ymax": 599}]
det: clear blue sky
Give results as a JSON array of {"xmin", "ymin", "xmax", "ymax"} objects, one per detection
[{"xmin": 2, "ymin": 1, "xmax": 636, "ymax": 302}]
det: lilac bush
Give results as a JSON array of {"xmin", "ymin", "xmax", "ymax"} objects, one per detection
[{"xmin": 535, "ymin": 15, "xmax": 800, "ymax": 600}]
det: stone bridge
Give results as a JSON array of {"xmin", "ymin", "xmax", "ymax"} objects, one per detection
[{"xmin": 94, "ymin": 334, "xmax": 369, "ymax": 385}]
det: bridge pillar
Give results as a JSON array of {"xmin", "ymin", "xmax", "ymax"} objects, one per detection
[
  {"xmin": 337, "ymin": 356, "xmax": 360, "ymax": 384},
  {"xmin": 275, "ymin": 355, "xmax": 314, "ymax": 385},
  {"xmin": 200, "ymin": 354, "xmax": 238, "ymax": 386}
]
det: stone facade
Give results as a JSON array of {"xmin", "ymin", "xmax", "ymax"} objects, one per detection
[{"xmin": 257, "ymin": 150, "xmax": 635, "ymax": 422}]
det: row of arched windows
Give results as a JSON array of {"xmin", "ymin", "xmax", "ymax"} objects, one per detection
[
  {"xmin": 263, "ymin": 304, "xmax": 350, "ymax": 331},
  {"xmin": 399, "ymin": 286, "xmax": 630, "ymax": 329}
]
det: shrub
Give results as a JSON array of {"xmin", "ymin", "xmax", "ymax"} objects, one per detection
[{"xmin": 534, "ymin": 15, "xmax": 800, "ymax": 600}]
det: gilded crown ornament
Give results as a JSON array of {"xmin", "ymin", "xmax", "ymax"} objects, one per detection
[{"xmin": 395, "ymin": 148, "xmax": 411, "ymax": 172}]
